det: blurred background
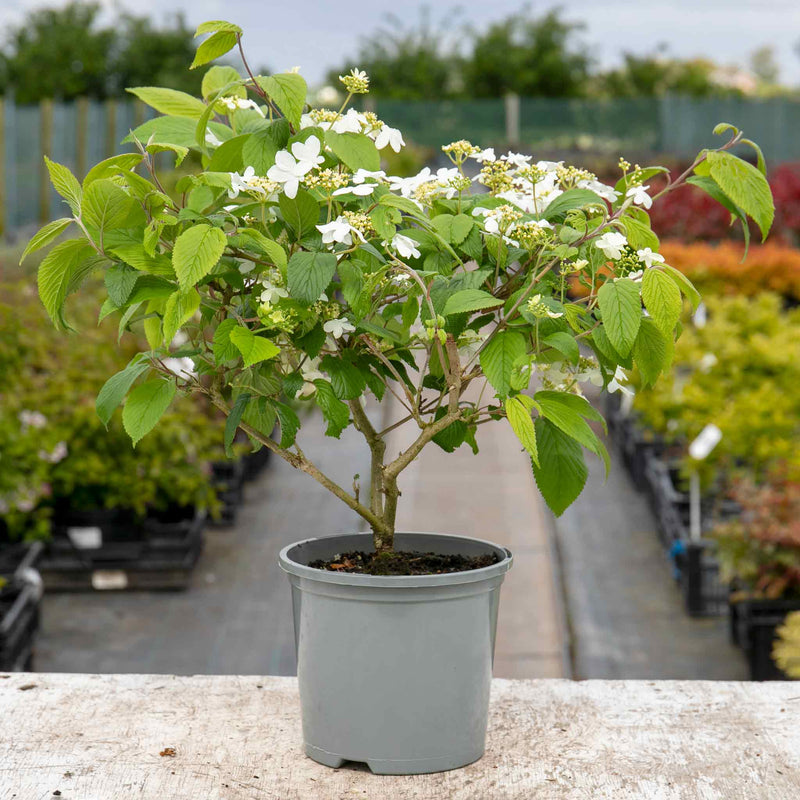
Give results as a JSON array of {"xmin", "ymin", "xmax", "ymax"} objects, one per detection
[{"xmin": 1, "ymin": 1, "xmax": 799, "ymax": 683}]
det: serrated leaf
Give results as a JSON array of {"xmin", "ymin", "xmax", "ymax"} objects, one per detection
[
  {"xmin": 230, "ymin": 326, "xmax": 280, "ymax": 367},
  {"xmin": 127, "ymin": 87, "xmax": 207, "ymax": 119},
  {"xmin": 633, "ymin": 317, "xmax": 668, "ymax": 388},
  {"xmin": 619, "ymin": 214, "xmax": 659, "ymax": 251},
  {"xmin": 597, "ymin": 278, "xmax": 641, "ymax": 357},
  {"xmin": 213, "ymin": 318, "xmax": 240, "ymax": 364},
  {"xmin": 443, "ymin": 289, "xmax": 503, "ymax": 316},
  {"xmin": 278, "ymin": 188, "xmax": 320, "ymax": 238},
  {"xmin": 272, "ymin": 400, "xmax": 300, "ymax": 447},
  {"xmin": 195, "ymin": 20, "xmax": 242, "ymax": 36},
  {"xmin": 122, "ymin": 379, "xmax": 176, "ymax": 446},
  {"xmin": 19, "ymin": 218, "xmax": 72, "ymax": 264},
  {"xmin": 202, "ymin": 65, "xmax": 245, "ymax": 100},
  {"xmin": 162, "ymin": 287, "xmax": 200, "ymax": 343},
  {"xmin": 191, "ymin": 30, "xmax": 238, "ymax": 69},
  {"xmin": 707, "ymin": 150, "xmax": 774, "ymax": 241},
  {"xmin": 172, "ymin": 224, "xmax": 227, "ymax": 288},
  {"xmin": 233, "ymin": 229, "xmax": 286, "ymax": 269},
  {"xmin": 532, "ymin": 418, "xmax": 588, "ymax": 517},
  {"xmin": 124, "ymin": 115, "xmax": 230, "ymax": 149},
  {"xmin": 95, "ymin": 357, "xmax": 150, "ymax": 427},
  {"xmin": 83, "ymin": 154, "xmax": 143, "ymax": 186},
  {"xmin": 105, "ymin": 263, "xmax": 139, "ymax": 306},
  {"xmin": 37, "ymin": 239, "xmax": 103, "ymax": 329},
  {"xmin": 505, "ymin": 395, "xmax": 539, "ymax": 465},
  {"xmin": 256, "ymin": 73, "xmax": 308, "ymax": 129},
  {"xmin": 642, "ymin": 268, "xmax": 682, "ymax": 335},
  {"xmin": 687, "ymin": 175, "xmax": 750, "ymax": 255},
  {"xmin": 82, "ymin": 179, "xmax": 138, "ymax": 233},
  {"xmin": 480, "ymin": 330, "xmax": 527, "ymax": 398},
  {"xmin": 44, "ymin": 156, "xmax": 82, "ymax": 215},
  {"xmin": 660, "ymin": 264, "xmax": 701, "ymax": 311},
  {"xmin": 225, "ymin": 392, "xmax": 250, "ymax": 457},
  {"xmin": 542, "ymin": 332, "xmax": 579, "ymax": 365},
  {"xmin": 241, "ymin": 128, "xmax": 279, "ymax": 174},
  {"xmin": 110, "ymin": 244, "xmax": 176, "ymax": 279},
  {"xmin": 542, "ymin": 188, "xmax": 605, "ymax": 223},
  {"xmin": 320, "ymin": 354, "xmax": 366, "ymax": 400},
  {"xmin": 287, "ymin": 250, "xmax": 336, "ymax": 303},
  {"xmin": 451, "ymin": 214, "xmax": 474, "ymax": 245},
  {"xmin": 313, "ymin": 379, "xmax": 350, "ymax": 438}
]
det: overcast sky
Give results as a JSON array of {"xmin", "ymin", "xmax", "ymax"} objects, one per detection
[{"xmin": 2, "ymin": 0, "xmax": 799, "ymax": 86}]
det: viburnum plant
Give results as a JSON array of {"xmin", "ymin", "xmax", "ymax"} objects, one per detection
[{"xmin": 24, "ymin": 20, "xmax": 775, "ymax": 553}]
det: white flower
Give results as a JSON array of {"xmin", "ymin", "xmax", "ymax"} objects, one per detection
[
  {"xmin": 374, "ymin": 125, "xmax": 405, "ymax": 153},
  {"xmin": 19, "ymin": 410, "xmax": 47, "ymax": 430},
  {"xmin": 323, "ymin": 318, "xmax": 356, "ymax": 339},
  {"xmin": 388, "ymin": 167, "xmax": 431, "ymax": 198},
  {"xmin": 536, "ymin": 159, "xmax": 563, "ymax": 172},
  {"xmin": 332, "ymin": 183, "xmax": 376, "ymax": 197},
  {"xmin": 594, "ymin": 231, "xmax": 628, "ymax": 260},
  {"xmin": 39, "ymin": 441, "xmax": 68, "ymax": 464},
  {"xmin": 578, "ymin": 178, "xmax": 620, "ymax": 203},
  {"xmin": 636, "ymin": 247, "xmax": 665, "ymax": 268},
  {"xmin": 259, "ymin": 285, "xmax": 289, "ymax": 304},
  {"xmin": 608, "ymin": 366, "xmax": 633, "ymax": 396},
  {"xmin": 317, "ymin": 216, "xmax": 364, "ymax": 246},
  {"xmin": 162, "ymin": 357, "xmax": 196, "ymax": 378},
  {"xmin": 626, "ymin": 184, "xmax": 652, "ymax": 209},
  {"xmin": 220, "ymin": 96, "xmax": 265, "ymax": 117},
  {"xmin": 331, "ymin": 108, "xmax": 365, "ymax": 134},
  {"xmin": 627, "ymin": 270, "xmax": 644, "ymax": 282},
  {"xmin": 205, "ymin": 130, "xmax": 223, "ymax": 147},
  {"xmin": 390, "ymin": 234, "xmax": 421, "ymax": 260},
  {"xmin": 291, "ymin": 135, "xmax": 325, "ymax": 170},
  {"xmin": 505, "ymin": 152, "xmax": 532, "ymax": 168},
  {"xmin": 471, "ymin": 148, "xmax": 496, "ymax": 163},
  {"xmin": 267, "ymin": 135, "xmax": 324, "ymax": 198},
  {"xmin": 228, "ymin": 166, "xmax": 257, "ymax": 199},
  {"xmin": 353, "ymin": 169, "xmax": 386, "ymax": 184}
]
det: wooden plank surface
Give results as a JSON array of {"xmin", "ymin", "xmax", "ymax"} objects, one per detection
[{"xmin": 1, "ymin": 673, "xmax": 798, "ymax": 799}]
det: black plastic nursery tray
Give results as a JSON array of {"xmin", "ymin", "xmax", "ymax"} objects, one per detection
[
  {"xmin": 730, "ymin": 597, "xmax": 800, "ymax": 681},
  {"xmin": 38, "ymin": 510, "xmax": 205, "ymax": 592}
]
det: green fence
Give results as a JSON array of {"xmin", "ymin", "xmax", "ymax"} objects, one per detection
[{"xmin": 3, "ymin": 95, "xmax": 800, "ymax": 235}]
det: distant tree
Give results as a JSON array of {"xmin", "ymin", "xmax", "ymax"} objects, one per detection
[
  {"xmin": 462, "ymin": 9, "xmax": 591, "ymax": 98},
  {"xmin": 599, "ymin": 50, "xmax": 729, "ymax": 98},
  {"xmin": 327, "ymin": 8, "xmax": 464, "ymax": 100},
  {"xmin": 0, "ymin": 2, "xmax": 114, "ymax": 103},
  {"xmin": 750, "ymin": 46, "xmax": 780, "ymax": 86},
  {"xmin": 112, "ymin": 13, "xmax": 203, "ymax": 96}
]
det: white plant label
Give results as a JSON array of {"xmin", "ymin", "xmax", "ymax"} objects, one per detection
[
  {"xmin": 67, "ymin": 526, "xmax": 102, "ymax": 549},
  {"xmin": 688, "ymin": 424, "xmax": 723, "ymax": 461},
  {"xmin": 92, "ymin": 570, "xmax": 128, "ymax": 591}
]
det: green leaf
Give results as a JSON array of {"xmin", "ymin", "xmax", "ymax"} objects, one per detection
[
  {"xmin": 233, "ymin": 229, "xmax": 287, "ymax": 269},
  {"xmin": 443, "ymin": 289, "xmax": 503, "ymax": 316},
  {"xmin": 37, "ymin": 239, "xmax": 102, "ymax": 329},
  {"xmin": 707, "ymin": 150, "xmax": 774, "ymax": 241},
  {"xmin": 450, "ymin": 213, "xmax": 474, "ymax": 245},
  {"xmin": 230, "ymin": 326, "xmax": 280, "ymax": 367},
  {"xmin": 542, "ymin": 188, "xmax": 606, "ymax": 223},
  {"xmin": 83, "ymin": 154, "xmax": 143, "ymax": 186},
  {"xmin": 208, "ymin": 134, "xmax": 247, "ymax": 171},
  {"xmin": 202, "ymin": 65, "xmax": 245, "ymax": 100},
  {"xmin": 82, "ymin": 179, "xmax": 138, "ymax": 233},
  {"xmin": 660, "ymin": 264, "xmax": 701, "ymax": 311},
  {"xmin": 195, "ymin": 20, "xmax": 242, "ymax": 35},
  {"xmin": 279, "ymin": 188, "xmax": 320, "ymax": 238},
  {"xmin": 172, "ymin": 224, "xmax": 227, "ymax": 289},
  {"xmin": 619, "ymin": 214, "xmax": 659, "ymax": 251},
  {"xmin": 110, "ymin": 244, "xmax": 176, "ymax": 279},
  {"xmin": 191, "ymin": 30, "xmax": 238, "ymax": 69},
  {"xmin": 287, "ymin": 250, "xmax": 337, "ymax": 303},
  {"xmin": 95, "ymin": 357, "xmax": 150, "ymax": 427},
  {"xmin": 272, "ymin": 401, "xmax": 300, "ymax": 447},
  {"xmin": 633, "ymin": 317, "xmax": 668, "ymax": 389},
  {"xmin": 19, "ymin": 218, "xmax": 72, "ymax": 264},
  {"xmin": 126, "ymin": 87, "xmax": 207, "ymax": 119},
  {"xmin": 256, "ymin": 73, "xmax": 308, "ymax": 129},
  {"xmin": 242, "ymin": 396, "xmax": 277, "ymax": 439},
  {"xmin": 241, "ymin": 128, "xmax": 279, "ymax": 174},
  {"xmin": 324, "ymin": 130, "xmax": 380, "ymax": 171},
  {"xmin": 162, "ymin": 287, "xmax": 201, "ymax": 343},
  {"xmin": 536, "ymin": 390, "xmax": 607, "ymax": 430},
  {"xmin": 740, "ymin": 138, "xmax": 767, "ymax": 176},
  {"xmin": 642, "ymin": 268, "xmax": 682, "ymax": 335},
  {"xmin": 44, "ymin": 156, "xmax": 82, "ymax": 215},
  {"xmin": 532, "ymin": 418, "xmax": 588, "ymax": 517},
  {"xmin": 505, "ymin": 395, "xmax": 539, "ymax": 465},
  {"xmin": 105, "ymin": 264, "xmax": 139, "ymax": 306},
  {"xmin": 320, "ymin": 354, "xmax": 366, "ymax": 400},
  {"xmin": 124, "ymin": 116, "xmax": 230, "ymax": 149},
  {"xmin": 542, "ymin": 332, "xmax": 579, "ymax": 365},
  {"xmin": 213, "ymin": 318, "xmax": 240, "ymax": 364},
  {"xmin": 313, "ymin": 379, "xmax": 350, "ymax": 438},
  {"xmin": 122, "ymin": 379, "xmax": 176, "ymax": 446},
  {"xmin": 687, "ymin": 175, "xmax": 750, "ymax": 255},
  {"xmin": 480, "ymin": 330, "xmax": 527, "ymax": 398},
  {"xmin": 597, "ymin": 278, "xmax": 642, "ymax": 357},
  {"xmin": 225, "ymin": 392, "xmax": 250, "ymax": 457}
]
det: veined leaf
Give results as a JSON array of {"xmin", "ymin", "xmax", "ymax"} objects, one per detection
[
  {"xmin": 320, "ymin": 354, "xmax": 366, "ymax": 400},
  {"xmin": 95, "ymin": 356, "xmax": 150, "ymax": 427},
  {"xmin": 443, "ymin": 289, "xmax": 503, "ymax": 316},
  {"xmin": 44, "ymin": 156, "xmax": 82, "ymax": 215},
  {"xmin": 542, "ymin": 331, "xmax": 579, "ymax": 365},
  {"xmin": 172, "ymin": 224, "xmax": 227, "ymax": 288},
  {"xmin": 225, "ymin": 392, "xmax": 250, "ymax": 457},
  {"xmin": 127, "ymin": 87, "xmax": 207, "ymax": 119},
  {"xmin": 83, "ymin": 154, "xmax": 143, "ymax": 186},
  {"xmin": 256, "ymin": 73, "xmax": 307, "ymax": 129},
  {"xmin": 324, "ymin": 130, "xmax": 380, "ymax": 171},
  {"xmin": 122, "ymin": 379, "xmax": 176, "ymax": 446},
  {"xmin": 633, "ymin": 317, "xmax": 668, "ymax": 388},
  {"xmin": 642, "ymin": 268, "xmax": 682, "ymax": 335},
  {"xmin": 532, "ymin": 418, "xmax": 588, "ymax": 516},
  {"xmin": 313, "ymin": 379, "xmax": 350, "ymax": 438},
  {"xmin": 287, "ymin": 250, "xmax": 336, "ymax": 304},
  {"xmin": 230, "ymin": 325, "xmax": 280, "ymax": 367},
  {"xmin": 505, "ymin": 395, "xmax": 539, "ymax": 465},
  {"xmin": 162, "ymin": 287, "xmax": 201, "ymax": 343},
  {"xmin": 212, "ymin": 318, "xmax": 240, "ymax": 364},
  {"xmin": 272, "ymin": 400, "xmax": 300, "ymax": 447},
  {"xmin": 480, "ymin": 330, "xmax": 527, "ymax": 398},
  {"xmin": 542, "ymin": 188, "xmax": 606, "ymax": 223},
  {"xmin": 278, "ymin": 188, "xmax": 320, "ymax": 239},
  {"xmin": 597, "ymin": 278, "xmax": 641, "ymax": 357},
  {"xmin": 19, "ymin": 218, "xmax": 72, "ymax": 264},
  {"xmin": 191, "ymin": 30, "xmax": 238, "ymax": 69}
]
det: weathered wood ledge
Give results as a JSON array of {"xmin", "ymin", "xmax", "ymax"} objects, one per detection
[{"xmin": 1, "ymin": 673, "xmax": 798, "ymax": 798}]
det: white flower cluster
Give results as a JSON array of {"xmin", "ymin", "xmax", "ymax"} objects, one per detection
[{"xmin": 299, "ymin": 108, "xmax": 404, "ymax": 153}]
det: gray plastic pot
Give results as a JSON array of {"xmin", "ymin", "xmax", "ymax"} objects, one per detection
[{"xmin": 279, "ymin": 531, "xmax": 513, "ymax": 775}]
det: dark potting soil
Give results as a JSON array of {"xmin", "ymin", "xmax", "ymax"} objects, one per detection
[{"xmin": 308, "ymin": 550, "xmax": 499, "ymax": 576}]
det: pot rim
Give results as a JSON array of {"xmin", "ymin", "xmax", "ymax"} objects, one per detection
[{"xmin": 279, "ymin": 531, "xmax": 513, "ymax": 588}]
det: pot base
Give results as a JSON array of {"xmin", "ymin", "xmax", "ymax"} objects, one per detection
[{"xmin": 305, "ymin": 743, "xmax": 484, "ymax": 775}]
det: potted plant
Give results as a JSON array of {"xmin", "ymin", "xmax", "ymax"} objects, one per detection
[
  {"xmin": 24, "ymin": 19, "xmax": 774, "ymax": 772},
  {"xmin": 715, "ymin": 470, "xmax": 800, "ymax": 680}
]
